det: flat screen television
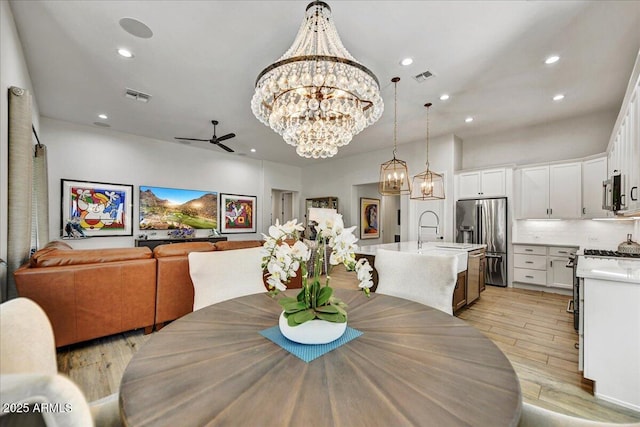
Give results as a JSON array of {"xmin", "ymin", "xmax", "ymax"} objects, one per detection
[{"xmin": 139, "ymin": 185, "xmax": 218, "ymax": 230}]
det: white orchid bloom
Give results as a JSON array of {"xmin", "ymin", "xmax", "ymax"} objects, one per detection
[
  {"xmin": 268, "ymin": 222, "xmax": 283, "ymax": 240},
  {"xmin": 267, "ymin": 275, "xmax": 287, "ymax": 291},
  {"xmin": 355, "ymin": 258, "xmax": 374, "ymax": 289},
  {"xmin": 291, "ymin": 240, "xmax": 311, "ymax": 262},
  {"xmin": 280, "ymin": 219, "xmax": 304, "ymax": 235}
]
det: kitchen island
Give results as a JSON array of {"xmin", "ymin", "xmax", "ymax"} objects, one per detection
[
  {"xmin": 356, "ymin": 241, "xmax": 487, "ymax": 313},
  {"xmin": 576, "ymin": 256, "xmax": 640, "ymax": 412}
]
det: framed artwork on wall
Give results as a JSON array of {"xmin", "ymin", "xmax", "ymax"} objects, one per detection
[
  {"xmin": 220, "ymin": 193, "xmax": 257, "ymax": 234},
  {"xmin": 360, "ymin": 197, "xmax": 380, "ymax": 239},
  {"xmin": 61, "ymin": 179, "xmax": 133, "ymax": 237}
]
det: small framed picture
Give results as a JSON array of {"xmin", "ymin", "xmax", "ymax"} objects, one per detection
[
  {"xmin": 61, "ymin": 179, "xmax": 133, "ymax": 237},
  {"xmin": 220, "ymin": 193, "xmax": 257, "ymax": 234},
  {"xmin": 360, "ymin": 197, "xmax": 380, "ymax": 239}
]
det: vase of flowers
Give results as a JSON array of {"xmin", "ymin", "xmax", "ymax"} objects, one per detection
[{"xmin": 262, "ymin": 214, "xmax": 373, "ymax": 344}]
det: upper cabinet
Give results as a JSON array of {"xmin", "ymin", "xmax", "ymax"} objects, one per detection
[
  {"xmin": 456, "ymin": 168, "xmax": 506, "ymax": 199},
  {"xmin": 518, "ymin": 162, "xmax": 582, "ymax": 219},
  {"xmin": 581, "ymin": 156, "xmax": 608, "ymax": 219},
  {"xmin": 607, "ymin": 50, "xmax": 640, "ymax": 216}
]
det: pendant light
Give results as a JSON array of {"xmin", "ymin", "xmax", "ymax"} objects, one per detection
[
  {"xmin": 411, "ymin": 102, "xmax": 445, "ymax": 200},
  {"xmin": 379, "ymin": 77, "xmax": 411, "ymax": 196}
]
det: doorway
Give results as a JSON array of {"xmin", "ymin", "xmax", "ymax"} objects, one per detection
[
  {"xmin": 381, "ymin": 195, "xmax": 400, "ymax": 243},
  {"xmin": 271, "ymin": 190, "xmax": 296, "ymax": 225}
]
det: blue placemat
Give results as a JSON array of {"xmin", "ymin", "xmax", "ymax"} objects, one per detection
[{"xmin": 259, "ymin": 326, "xmax": 363, "ymax": 363}]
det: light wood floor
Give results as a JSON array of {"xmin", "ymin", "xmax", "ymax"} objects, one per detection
[{"xmin": 57, "ymin": 267, "xmax": 640, "ymax": 423}]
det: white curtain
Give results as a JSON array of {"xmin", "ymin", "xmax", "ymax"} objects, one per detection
[{"xmin": 6, "ymin": 87, "xmax": 34, "ymax": 300}]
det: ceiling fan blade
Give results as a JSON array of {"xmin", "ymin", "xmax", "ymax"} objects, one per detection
[
  {"xmin": 214, "ymin": 142, "xmax": 235, "ymax": 152},
  {"xmin": 215, "ymin": 133, "xmax": 236, "ymax": 142},
  {"xmin": 174, "ymin": 137, "xmax": 209, "ymax": 142}
]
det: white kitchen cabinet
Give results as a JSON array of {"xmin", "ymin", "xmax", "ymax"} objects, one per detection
[
  {"xmin": 607, "ymin": 50, "xmax": 640, "ymax": 215},
  {"xmin": 582, "ymin": 277, "xmax": 640, "ymax": 410},
  {"xmin": 519, "ymin": 166, "xmax": 549, "ymax": 218},
  {"xmin": 513, "ymin": 244, "xmax": 576, "ymax": 290},
  {"xmin": 581, "ymin": 156, "xmax": 608, "ymax": 218},
  {"xmin": 518, "ymin": 163, "xmax": 582, "ymax": 219},
  {"xmin": 456, "ymin": 168, "xmax": 506, "ymax": 199},
  {"xmin": 547, "ymin": 257, "xmax": 573, "ymax": 289}
]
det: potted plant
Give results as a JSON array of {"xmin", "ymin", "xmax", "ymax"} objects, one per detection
[{"xmin": 261, "ymin": 215, "xmax": 373, "ymax": 344}]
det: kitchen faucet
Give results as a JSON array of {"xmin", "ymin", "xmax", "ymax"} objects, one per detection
[{"xmin": 418, "ymin": 210, "xmax": 441, "ymax": 249}]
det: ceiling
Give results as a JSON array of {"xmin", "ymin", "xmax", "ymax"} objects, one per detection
[{"xmin": 9, "ymin": 0, "xmax": 640, "ymax": 167}]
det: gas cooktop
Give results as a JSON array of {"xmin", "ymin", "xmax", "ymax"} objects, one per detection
[{"xmin": 583, "ymin": 249, "xmax": 640, "ymax": 259}]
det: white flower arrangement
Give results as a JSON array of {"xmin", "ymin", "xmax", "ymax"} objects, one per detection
[{"xmin": 261, "ymin": 215, "xmax": 373, "ymax": 326}]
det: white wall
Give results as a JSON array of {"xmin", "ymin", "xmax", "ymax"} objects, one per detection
[
  {"xmin": 461, "ymin": 109, "xmax": 617, "ymax": 169},
  {"xmin": 1, "ymin": 0, "xmax": 41, "ymax": 299},
  {"xmin": 301, "ymin": 133, "xmax": 459, "ymax": 243},
  {"xmin": 41, "ymin": 117, "xmax": 302, "ymax": 249}
]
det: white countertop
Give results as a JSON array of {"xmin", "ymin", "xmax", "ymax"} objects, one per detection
[
  {"xmin": 356, "ymin": 241, "xmax": 486, "ymax": 273},
  {"xmin": 512, "ymin": 242, "xmax": 579, "ymax": 248},
  {"xmin": 577, "ymin": 256, "xmax": 640, "ymax": 284}
]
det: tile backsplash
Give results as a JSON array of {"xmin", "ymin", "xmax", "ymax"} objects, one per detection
[{"xmin": 513, "ymin": 219, "xmax": 639, "ymax": 250}]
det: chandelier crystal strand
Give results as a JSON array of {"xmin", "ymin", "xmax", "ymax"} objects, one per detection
[
  {"xmin": 379, "ymin": 78, "xmax": 411, "ymax": 196},
  {"xmin": 410, "ymin": 102, "xmax": 445, "ymax": 200},
  {"xmin": 251, "ymin": 1, "xmax": 383, "ymax": 159}
]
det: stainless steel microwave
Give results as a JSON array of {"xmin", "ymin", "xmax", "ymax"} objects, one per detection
[{"xmin": 602, "ymin": 173, "xmax": 624, "ymax": 211}]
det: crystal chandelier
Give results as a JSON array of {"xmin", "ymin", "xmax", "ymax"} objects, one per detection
[
  {"xmin": 379, "ymin": 77, "xmax": 411, "ymax": 196},
  {"xmin": 411, "ymin": 103, "xmax": 445, "ymax": 200},
  {"xmin": 251, "ymin": 1, "xmax": 383, "ymax": 159}
]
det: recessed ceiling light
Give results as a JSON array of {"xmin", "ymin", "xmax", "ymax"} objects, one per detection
[
  {"xmin": 465, "ymin": 117, "xmax": 474, "ymax": 123},
  {"xmin": 553, "ymin": 94, "xmax": 565, "ymax": 101},
  {"xmin": 250, "ymin": 148, "xmax": 256, "ymax": 153},
  {"xmin": 117, "ymin": 48, "xmax": 134, "ymax": 58},
  {"xmin": 439, "ymin": 94, "xmax": 450, "ymax": 101},
  {"xmin": 98, "ymin": 114, "xmax": 108, "ymax": 120},
  {"xmin": 545, "ymin": 55, "xmax": 560, "ymax": 65},
  {"xmin": 400, "ymin": 57, "xmax": 413, "ymax": 66}
]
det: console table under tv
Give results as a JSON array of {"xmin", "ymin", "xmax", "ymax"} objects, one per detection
[{"xmin": 134, "ymin": 237, "xmax": 227, "ymax": 251}]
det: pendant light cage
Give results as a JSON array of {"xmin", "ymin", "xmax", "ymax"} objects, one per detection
[
  {"xmin": 379, "ymin": 157, "xmax": 411, "ymax": 195},
  {"xmin": 411, "ymin": 102, "xmax": 445, "ymax": 200},
  {"xmin": 379, "ymin": 77, "xmax": 411, "ymax": 196}
]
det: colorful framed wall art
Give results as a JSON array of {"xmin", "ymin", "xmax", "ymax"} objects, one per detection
[
  {"xmin": 360, "ymin": 197, "xmax": 380, "ymax": 239},
  {"xmin": 61, "ymin": 179, "xmax": 133, "ymax": 237},
  {"xmin": 220, "ymin": 193, "xmax": 256, "ymax": 234}
]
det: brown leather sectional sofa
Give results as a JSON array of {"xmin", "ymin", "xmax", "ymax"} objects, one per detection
[
  {"xmin": 14, "ymin": 241, "xmax": 156, "ymax": 347},
  {"xmin": 14, "ymin": 239, "xmax": 303, "ymax": 347}
]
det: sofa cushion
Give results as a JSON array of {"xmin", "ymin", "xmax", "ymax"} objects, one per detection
[
  {"xmin": 153, "ymin": 242, "xmax": 216, "ymax": 258},
  {"xmin": 30, "ymin": 241, "xmax": 73, "ymax": 266},
  {"xmin": 31, "ymin": 247, "xmax": 152, "ymax": 268},
  {"xmin": 214, "ymin": 240, "xmax": 263, "ymax": 251}
]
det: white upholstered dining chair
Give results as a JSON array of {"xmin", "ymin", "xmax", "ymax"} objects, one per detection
[
  {"xmin": 189, "ymin": 246, "xmax": 266, "ymax": 311},
  {"xmin": 374, "ymin": 249, "xmax": 458, "ymax": 315},
  {"xmin": 0, "ymin": 297, "xmax": 121, "ymax": 427},
  {"xmin": 518, "ymin": 401, "xmax": 640, "ymax": 426}
]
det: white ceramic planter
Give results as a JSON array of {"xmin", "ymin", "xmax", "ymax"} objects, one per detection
[{"xmin": 279, "ymin": 312, "xmax": 347, "ymax": 344}]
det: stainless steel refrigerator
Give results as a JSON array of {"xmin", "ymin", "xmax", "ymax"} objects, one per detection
[{"xmin": 456, "ymin": 197, "xmax": 507, "ymax": 287}]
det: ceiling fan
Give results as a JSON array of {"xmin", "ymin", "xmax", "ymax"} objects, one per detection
[{"xmin": 174, "ymin": 120, "xmax": 236, "ymax": 152}]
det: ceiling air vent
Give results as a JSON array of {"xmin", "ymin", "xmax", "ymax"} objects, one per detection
[
  {"xmin": 413, "ymin": 70, "xmax": 434, "ymax": 83},
  {"xmin": 124, "ymin": 88, "xmax": 151, "ymax": 103}
]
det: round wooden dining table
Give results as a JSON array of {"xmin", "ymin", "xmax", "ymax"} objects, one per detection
[{"xmin": 120, "ymin": 290, "xmax": 522, "ymax": 427}]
